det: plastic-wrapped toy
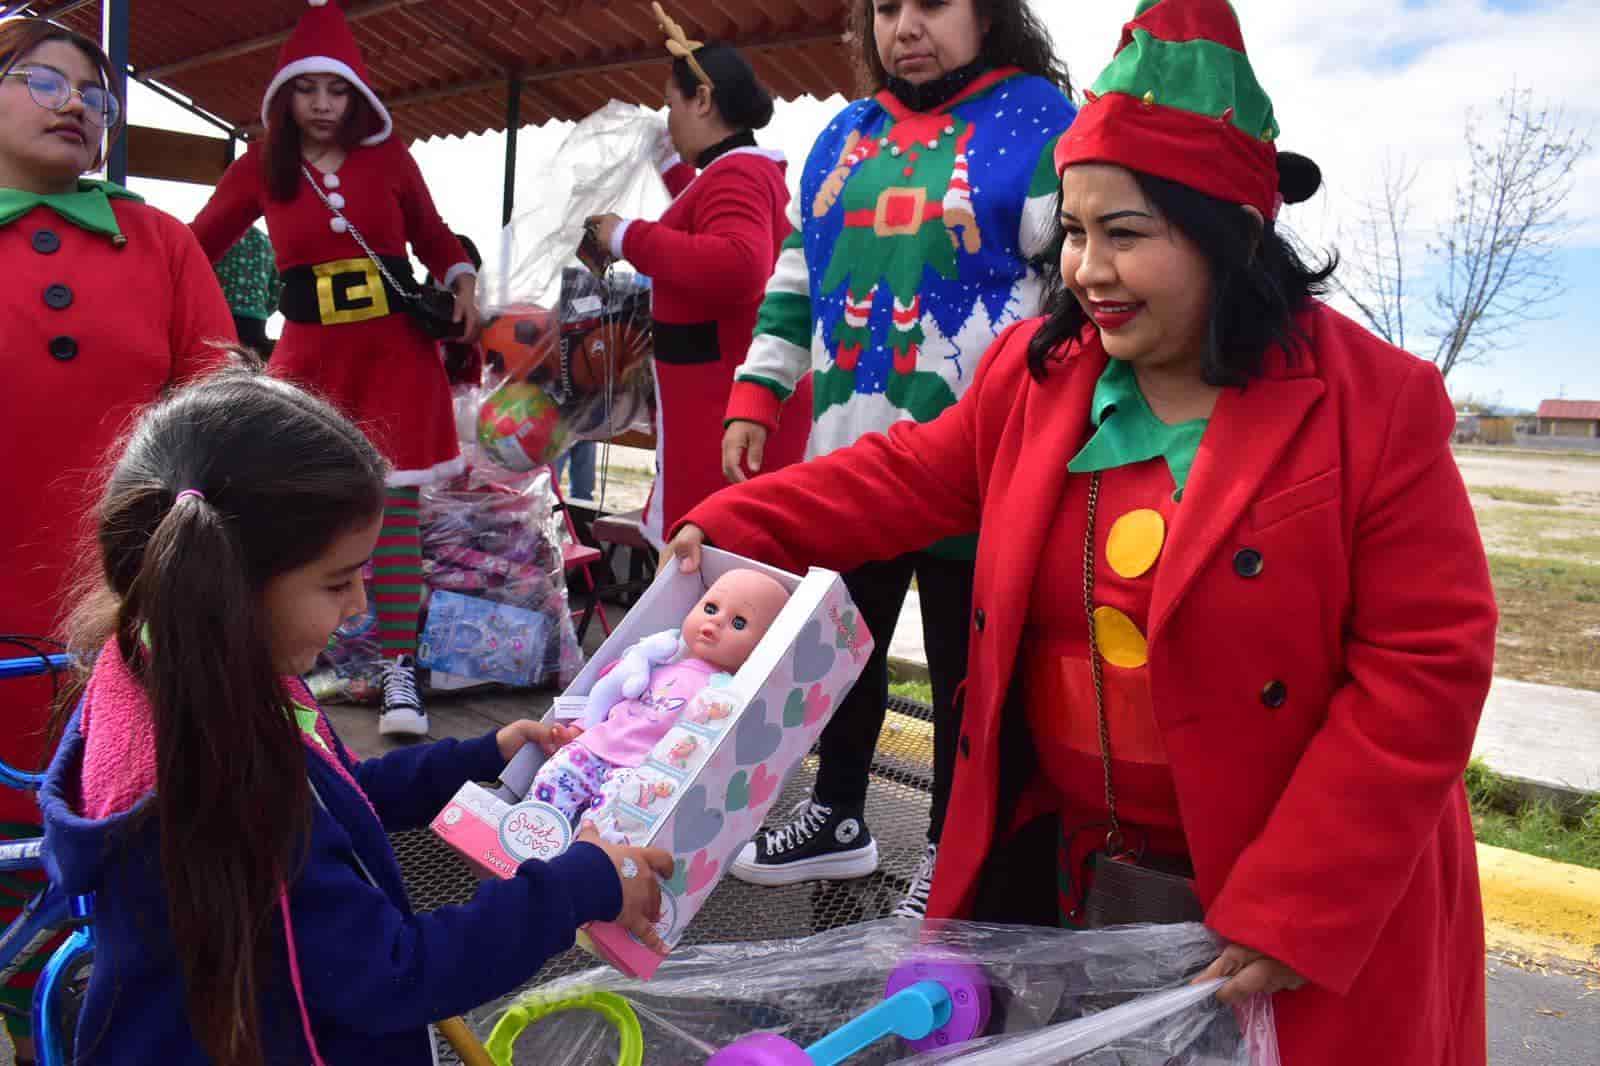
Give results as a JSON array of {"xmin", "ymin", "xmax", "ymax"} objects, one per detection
[
  {"xmin": 528, "ymin": 570, "xmax": 790, "ymax": 827},
  {"xmin": 460, "ymin": 919, "xmax": 1279, "ymax": 1066}
]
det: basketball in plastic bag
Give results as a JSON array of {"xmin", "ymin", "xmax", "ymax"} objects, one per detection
[{"xmin": 478, "ymin": 381, "xmax": 570, "ymax": 470}]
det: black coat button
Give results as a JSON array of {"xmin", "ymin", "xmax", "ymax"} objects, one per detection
[
  {"xmin": 49, "ymin": 335, "xmax": 78, "ymax": 361},
  {"xmin": 1233, "ymin": 548, "xmax": 1264, "ymax": 578},
  {"xmin": 43, "ymin": 283, "xmax": 73, "ymax": 310},
  {"xmin": 1261, "ymin": 680, "xmax": 1287, "ymax": 708},
  {"xmin": 959, "ymin": 734, "xmax": 971, "ymax": 758},
  {"xmin": 973, "ymin": 608, "xmax": 986, "ymax": 632},
  {"xmin": 31, "ymin": 229, "xmax": 60, "ymax": 254}
]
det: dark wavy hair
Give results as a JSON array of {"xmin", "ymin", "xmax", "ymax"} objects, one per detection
[
  {"xmin": 65, "ymin": 355, "xmax": 386, "ymax": 1066},
  {"xmin": 1026, "ymin": 170, "xmax": 1337, "ymax": 384},
  {"xmin": 262, "ymin": 76, "xmax": 376, "ymax": 202},
  {"xmin": 850, "ymin": 0, "xmax": 1073, "ymax": 96},
  {"xmin": 0, "ymin": 17, "xmax": 123, "ymax": 170},
  {"xmin": 671, "ymin": 41, "xmax": 775, "ymax": 131}
]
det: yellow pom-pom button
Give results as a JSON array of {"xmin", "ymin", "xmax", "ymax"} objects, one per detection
[
  {"xmin": 1093, "ymin": 606, "xmax": 1149, "ymax": 669},
  {"xmin": 1106, "ymin": 508, "xmax": 1166, "ymax": 579}
]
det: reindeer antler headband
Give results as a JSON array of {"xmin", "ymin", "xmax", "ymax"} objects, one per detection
[{"xmin": 652, "ymin": 2, "xmax": 714, "ymax": 90}]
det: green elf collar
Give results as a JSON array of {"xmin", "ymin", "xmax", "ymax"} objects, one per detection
[
  {"xmin": 1067, "ymin": 356, "xmax": 1208, "ymax": 498},
  {"xmin": 0, "ymin": 178, "xmax": 142, "ymax": 239}
]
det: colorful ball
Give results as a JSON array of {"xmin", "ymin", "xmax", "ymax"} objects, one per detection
[{"xmin": 477, "ymin": 381, "xmax": 569, "ymax": 470}]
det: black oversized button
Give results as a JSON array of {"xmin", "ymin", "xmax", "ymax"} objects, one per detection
[
  {"xmin": 1260, "ymin": 680, "xmax": 1287, "ymax": 708},
  {"xmin": 959, "ymin": 734, "xmax": 971, "ymax": 758},
  {"xmin": 43, "ymin": 283, "xmax": 73, "ymax": 310},
  {"xmin": 973, "ymin": 608, "xmax": 986, "ymax": 632},
  {"xmin": 49, "ymin": 335, "xmax": 78, "ymax": 361},
  {"xmin": 1233, "ymin": 548, "xmax": 1264, "ymax": 578},
  {"xmin": 31, "ymin": 229, "xmax": 60, "ymax": 254}
]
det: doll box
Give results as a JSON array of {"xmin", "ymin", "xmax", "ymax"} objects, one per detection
[{"xmin": 429, "ymin": 547, "xmax": 873, "ymax": 977}]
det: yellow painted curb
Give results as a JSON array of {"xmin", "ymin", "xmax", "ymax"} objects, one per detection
[{"xmin": 1477, "ymin": 843, "xmax": 1600, "ymax": 963}]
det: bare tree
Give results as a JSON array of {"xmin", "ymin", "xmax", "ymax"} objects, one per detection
[
  {"xmin": 1429, "ymin": 87, "xmax": 1590, "ymax": 378},
  {"xmin": 1334, "ymin": 86, "xmax": 1591, "ymax": 380},
  {"xmin": 1334, "ymin": 154, "xmax": 1419, "ymax": 348}
]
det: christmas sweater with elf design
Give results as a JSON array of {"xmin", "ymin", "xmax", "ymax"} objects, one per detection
[{"xmin": 726, "ymin": 69, "xmax": 1075, "ymax": 465}]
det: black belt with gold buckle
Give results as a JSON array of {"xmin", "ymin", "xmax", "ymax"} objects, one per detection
[{"xmin": 279, "ymin": 255, "xmax": 417, "ymax": 326}]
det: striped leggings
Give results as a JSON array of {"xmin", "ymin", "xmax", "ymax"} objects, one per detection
[{"xmin": 373, "ymin": 486, "xmax": 424, "ymax": 659}]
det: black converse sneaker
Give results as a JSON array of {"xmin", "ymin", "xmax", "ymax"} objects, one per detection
[
  {"xmin": 891, "ymin": 841, "xmax": 938, "ymax": 919},
  {"xmin": 730, "ymin": 796, "xmax": 879, "ymax": 886},
  {"xmin": 377, "ymin": 654, "xmax": 428, "ymax": 738}
]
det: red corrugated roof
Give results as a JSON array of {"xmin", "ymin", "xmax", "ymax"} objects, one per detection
[
  {"xmin": 1536, "ymin": 400, "xmax": 1600, "ymax": 421},
  {"xmin": 59, "ymin": 0, "xmax": 855, "ymax": 144}
]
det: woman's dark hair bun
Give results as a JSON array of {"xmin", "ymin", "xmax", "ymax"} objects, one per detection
[{"xmin": 672, "ymin": 41, "xmax": 775, "ymax": 131}]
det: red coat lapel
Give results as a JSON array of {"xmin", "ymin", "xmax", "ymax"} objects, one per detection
[{"xmin": 1150, "ymin": 352, "xmax": 1325, "ymax": 643}]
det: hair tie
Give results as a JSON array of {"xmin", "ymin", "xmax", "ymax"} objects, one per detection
[{"xmin": 175, "ymin": 489, "xmax": 206, "ymax": 505}]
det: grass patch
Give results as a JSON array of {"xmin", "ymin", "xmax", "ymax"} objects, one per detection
[
  {"xmin": 1466, "ymin": 759, "xmax": 1600, "ymax": 870},
  {"xmin": 1477, "ymin": 485, "xmax": 1562, "ymax": 506},
  {"xmin": 1486, "ymin": 554, "xmax": 1600, "ymax": 691},
  {"xmin": 888, "ymin": 679, "xmax": 933, "ymax": 705}
]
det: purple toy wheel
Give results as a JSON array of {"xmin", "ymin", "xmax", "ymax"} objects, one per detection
[
  {"xmin": 706, "ymin": 1032, "xmax": 813, "ymax": 1066},
  {"xmin": 884, "ymin": 954, "xmax": 991, "ymax": 1053}
]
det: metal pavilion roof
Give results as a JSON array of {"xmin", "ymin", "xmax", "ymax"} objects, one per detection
[{"xmin": 50, "ymin": 0, "xmax": 856, "ymax": 144}]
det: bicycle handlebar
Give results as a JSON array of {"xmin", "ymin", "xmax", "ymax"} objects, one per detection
[{"xmin": 0, "ymin": 654, "xmax": 73, "ymax": 790}]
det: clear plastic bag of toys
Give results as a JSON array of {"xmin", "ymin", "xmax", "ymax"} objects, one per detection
[
  {"xmin": 463, "ymin": 919, "xmax": 1279, "ymax": 1066},
  {"xmin": 418, "ymin": 464, "xmax": 583, "ymax": 688},
  {"xmin": 473, "ymin": 101, "xmax": 665, "ymax": 473},
  {"xmin": 306, "ymin": 574, "xmax": 387, "ymax": 704}
]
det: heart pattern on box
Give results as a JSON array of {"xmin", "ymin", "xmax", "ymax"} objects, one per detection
[
  {"xmin": 672, "ymin": 784, "xmax": 724, "ymax": 853},
  {"xmin": 686, "ymin": 850, "xmax": 719, "ymax": 895},
  {"xmin": 725, "ymin": 770, "xmax": 751, "ymax": 812},
  {"xmin": 734, "ymin": 698, "xmax": 782, "ymax": 764},
  {"xmin": 748, "ymin": 763, "xmax": 779, "ymax": 808},
  {"xmin": 664, "ymin": 858, "xmax": 688, "ymax": 896},
  {"xmin": 792, "ymin": 619, "xmax": 836, "ymax": 683}
]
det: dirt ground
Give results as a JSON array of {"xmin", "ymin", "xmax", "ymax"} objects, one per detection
[{"xmin": 1454, "ymin": 447, "xmax": 1600, "ymax": 692}]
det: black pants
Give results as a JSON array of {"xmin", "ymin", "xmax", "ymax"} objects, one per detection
[
  {"xmin": 233, "ymin": 314, "xmax": 273, "ymax": 359},
  {"xmin": 814, "ymin": 551, "xmax": 974, "ymax": 843}
]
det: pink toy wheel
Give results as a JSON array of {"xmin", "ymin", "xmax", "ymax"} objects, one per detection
[
  {"xmin": 706, "ymin": 1032, "xmax": 812, "ymax": 1066},
  {"xmin": 885, "ymin": 955, "xmax": 991, "ymax": 1053}
]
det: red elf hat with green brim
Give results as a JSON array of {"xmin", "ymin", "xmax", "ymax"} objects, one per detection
[{"xmin": 1055, "ymin": 0, "xmax": 1282, "ymax": 218}]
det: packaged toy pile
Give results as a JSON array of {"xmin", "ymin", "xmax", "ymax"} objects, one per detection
[
  {"xmin": 464, "ymin": 919, "xmax": 1279, "ymax": 1066},
  {"xmin": 307, "ymin": 463, "xmax": 582, "ymax": 702},
  {"xmin": 473, "ymin": 101, "xmax": 668, "ymax": 475}
]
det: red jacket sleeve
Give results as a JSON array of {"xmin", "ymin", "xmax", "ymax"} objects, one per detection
[
  {"xmin": 1206, "ymin": 359, "xmax": 1497, "ymax": 995},
  {"xmin": 661, "ymin": 159, "xmax": 696, "ymax": 198},
  {"xmin": 622, "ymin": 161, "xmax": 780, "ymax": 309},
  {"xmin": 163, "ymin": 213, "xmax": 238, "ymax": 380},
  {"xmin": 395, "ymin": 145, "xmax": 471, "ymax": 284},
  {"xmin": 190, "ymin": 150, "xmax": 265, "ymax": 263},
  {"xmin": 677, "ymin": 323, "xmax": 1040, "ymax": 571}
]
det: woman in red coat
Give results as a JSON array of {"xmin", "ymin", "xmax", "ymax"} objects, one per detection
[
  {"xmin": 192, "ymin": 0, "xmax": 478, "ymax": 738},
  {"xmin": 584, "ymin": 35, "xmax": 810, "ymax": 547},
  {"xmin": 0, "ymin": 17, "xmax": 234, "ymax": 1059},
  {"xmin": 664, "ymin": 2, "xmax": 1497, "ymax": 1062}
]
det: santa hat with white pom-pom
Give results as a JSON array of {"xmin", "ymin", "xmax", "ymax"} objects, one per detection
[{"xmin": 260, "ymin": 0, "xmax": 392, "ymax": 146}]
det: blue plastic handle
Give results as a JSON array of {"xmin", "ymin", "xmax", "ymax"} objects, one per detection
[
  {"xmin": 0, "ymin": 654, "xmax": 73, "ymax": 681},
  {"xmin": 802, "ymin": 980, "xmax": 952, "ymax": 1066}
]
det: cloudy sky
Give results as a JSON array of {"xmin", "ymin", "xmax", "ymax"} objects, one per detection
[{"xmin": 131, "ymin": 0, "xmax": 1598, "ymax": 409}]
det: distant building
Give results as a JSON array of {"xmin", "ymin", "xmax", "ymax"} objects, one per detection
[{"xmin": 1536, "ymin": 400, "xmax": 1600, "ymax": 439}]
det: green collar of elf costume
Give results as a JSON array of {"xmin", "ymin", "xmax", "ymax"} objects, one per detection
[
  {"xmin": 1068, "ymin": 356, "xmax": 1208, "ymax": 498},
  {"xmin": 1054, "ymin": 0, "xmax": 1281, "ymax": 218},
  {"xmin": 0, "ymin": 178, "xmax": 141, "ymax": 239}
]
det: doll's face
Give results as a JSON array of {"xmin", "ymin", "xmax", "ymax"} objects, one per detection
[{"xmin": 681, "ymin": 570, "xmax": 789, "ymax": 673}]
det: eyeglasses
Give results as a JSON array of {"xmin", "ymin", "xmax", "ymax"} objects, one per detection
[{"xmin": 1, "ymin": 65, "xmax": 119, "ymax": 128}]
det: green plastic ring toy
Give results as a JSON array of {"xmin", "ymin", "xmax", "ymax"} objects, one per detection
[{"xmin": 484, "ymin": 988, "xmax": 644, "ymax": 1066}]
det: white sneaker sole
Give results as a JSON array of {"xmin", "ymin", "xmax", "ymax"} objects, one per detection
[
  {"xmin": 378, "ymin": 709, "xmax": 429, "ymax": 737},
  {"xmin": 729, "ymin": 839, "xmax": 880, "ymax": 886}
]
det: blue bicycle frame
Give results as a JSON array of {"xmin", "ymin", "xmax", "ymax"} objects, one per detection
[{"xmin": 0, "ymin": 652, "xmax": 91, "ymax": 1066}]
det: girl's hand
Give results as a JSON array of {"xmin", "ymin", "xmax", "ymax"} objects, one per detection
[
  {"xmin": 579, "ymin": 826, "xmax": 676, "ymax": 953},
  {"xmin": 658, "ymin": 524, "xmax": 705, "ymax": 575},
  {"xmin": 451, "ymin": 273, "xmax": 481, "ymax": 342},
  {"xmin": 495, "ymin": 719, "xmax": 581, "ymax": 761},
  {"xmin": 1194, "ymin": 942, "xmax": 1306, "ymax": 1005}
]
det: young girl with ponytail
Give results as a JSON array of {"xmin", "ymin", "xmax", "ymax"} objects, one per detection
[{"xmin": 38, "ymin": 359, "xmax": 671, "ymax": 1066}]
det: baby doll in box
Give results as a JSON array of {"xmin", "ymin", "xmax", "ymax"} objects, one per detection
[{"xmin": 530, "ymin": 569, "xmax": 789, "ymax": 830}]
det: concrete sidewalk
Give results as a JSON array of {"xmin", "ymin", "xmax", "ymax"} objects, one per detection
[{"xmin": 887, "ymin": 587, "xmax": 1600, "ymax": 803}]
